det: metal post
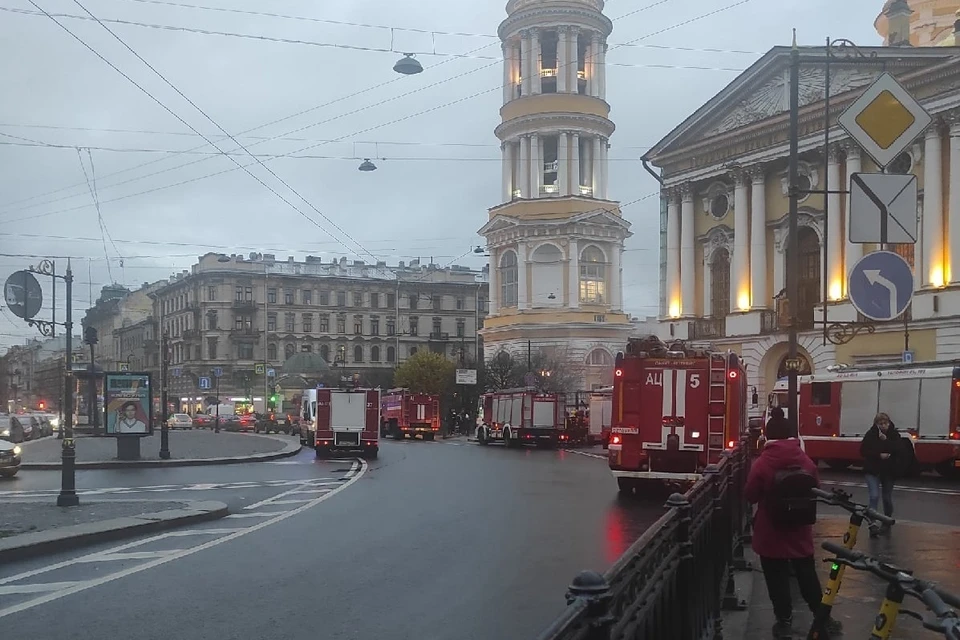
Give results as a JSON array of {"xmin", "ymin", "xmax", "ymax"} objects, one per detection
[
  {"xmin": 214, "ymin": 373, "xmax": 220, "ymax": 433},
  {"xmin": 787, "ymin": 33, "xmax": 801, "ymax": 439},
  {"xmin": 263, "ymin": 265, "xmax": 268, "ymax": 415},
  {"xmin": 57, "ymin": 261, "xmax": 79, "ymax": 507},
  {"xmin": 822, "ymin": 36, "xmax": 831, "ymax": 347},
  {"xmin": 159, "ymin": 332, "xmax": 170, "ymax": 459}
]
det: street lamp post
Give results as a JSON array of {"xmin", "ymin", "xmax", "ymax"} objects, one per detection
[
  {"xmin": 159, "ymin": 332, "xmax": 171, "ymax": 459},
  {"xmin": 83, "ymin": 326, "xmax": 99, "ymax": 435}
]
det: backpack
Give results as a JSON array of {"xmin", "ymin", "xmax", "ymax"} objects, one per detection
[{"xmin": 769, "ymin": 465, "xmax": 818, "ymax": 529}]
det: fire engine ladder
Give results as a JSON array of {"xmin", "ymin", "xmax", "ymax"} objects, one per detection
[{"xmin": 707, "ymin": 354, "xmax": 727, "ymax": 455}]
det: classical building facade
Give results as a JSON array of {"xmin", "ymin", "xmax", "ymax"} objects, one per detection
[
  {"xmin": 644, "ymin": 17, "xmax": 960, "ymax": 405},
  {"xmin": 151, "ymin": 253, "xmax": 488, "ymax": 410},
  {"xmin": 479, "ymin": 0, "xmax": 632, "ymax": 391},
  {"xmin": 875, "ymin": 0, "xmax": 960, "ymax": 46},
  {"xmin": 81, "ymin": 283, "xmax": 163, "ymax": 373}
]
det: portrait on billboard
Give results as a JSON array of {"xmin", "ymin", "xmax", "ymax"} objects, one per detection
[{"xmin": 104, "ymin": 373, "xmax": 153, "ymax": 436}]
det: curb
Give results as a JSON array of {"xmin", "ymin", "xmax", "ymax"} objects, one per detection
[
  {"xmin": 20, "ymin": 437, "xmax": 302, "ymax": 470},
  {"xmin": 0, "ymin": 500, "xmax": 229, "ymax": 563}
]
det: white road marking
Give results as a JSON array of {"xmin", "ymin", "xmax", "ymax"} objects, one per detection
[
  {"xmin": 0, "ymin": 478, "xmax": 342, "ymax": 499},
  {"xmin": 264, "ymin": 499, "xmax": 316, "ymax": 505},
  {"xmin": 76, "ymin": 551, "xmax": 177, "ymax": 562},
  {"xmin": 288, "ymin": 489, "xmax": 328, "ymax": 495},
  {"xmin": 225, "ymin": 512, "xmax": 286, "ymax": 519},
  {"xmin": 0, "ymin": 458, "xmax": 368, "ymax": 618},
  {"xmin": 163, "ymin": 528, "xmax": 246, "ymax": 537},
  {"xmin": 567, "ymin": 450, "xmax": 607, "ymax": 461},
  {"xmin": 0, "ymin": 582, "xmax": 85, "ymax": 595},
  {"xmin": 821, "ymin": 480, "xmax": 960, "ymax": 497}
]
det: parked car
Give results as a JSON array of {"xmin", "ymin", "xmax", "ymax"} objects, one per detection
[
  {"xmin": 166, "ymin": 413, "xmax": 193, "ymax": 430},
  {"xmin": 26, "ymin": 414, "xmax": 54, "ymax": 438},
  {"xmin": 0, "ymin": 438, "xmax": 22, "ymax": 477},
  {"xmin": 192, "ymin": 414, "xmax": 213, "ymax": 429},
  {"xmin": 0, "ymin": 415, "xmax": 34, "ymax": 443},
  {"xmin": 255, "ymin": 412, "xmax": 291, "ymax": 435}
]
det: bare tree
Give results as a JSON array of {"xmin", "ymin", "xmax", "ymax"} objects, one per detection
[
  {"xmin": 529, "ymin": 347, "xmax": 583, "ymax": 394},
  {"xmin": 485, "ymin": 351, "xmax": 524, "ymax": 391}
]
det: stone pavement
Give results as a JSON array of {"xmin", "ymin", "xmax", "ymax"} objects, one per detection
[
  {"xmin": 18, "ymin": 431, "xmax": 296, "ymax": 468},
  {"xmin": 722, "ymin": 515, "xmax": 960, "ymax": 639},
  {"xmin": 1, "ymin": 499, "xmax": 188, "ymax": 538}
]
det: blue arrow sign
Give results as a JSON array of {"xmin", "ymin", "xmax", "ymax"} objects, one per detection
[
  {"xmin": 849, "ymin": 251, "xmax": 914, "ymax": 322},
  {"xmin": 213, "ymin": 367, "xmax": 223, "ymax": 378},
  {"xmin": 198, "ymin": 376, "xmax": 211, "ymax": 390},
  {"xmin": 172, "ymin": 367, "xmax": 182, "ymax": 378}
]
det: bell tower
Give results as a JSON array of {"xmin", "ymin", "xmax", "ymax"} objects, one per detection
[{"xmin": 479, "ymin": 0, "xmax": 632, "ymax": 390}]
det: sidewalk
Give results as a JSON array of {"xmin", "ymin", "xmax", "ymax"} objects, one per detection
[
  {"xmin": 18, "ymin": 431, "xmax": 300, "ymax": 469},
  {"xmin": 722, "ymin": 516, "xmax": 960, "ymax": 638}
]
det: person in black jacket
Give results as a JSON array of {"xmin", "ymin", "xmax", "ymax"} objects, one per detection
[{"xmin": 860, "ymin": 412, "xmax": 900, "ymax": 536}]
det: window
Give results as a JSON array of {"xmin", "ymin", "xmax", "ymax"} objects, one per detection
[
  {"xmin": 337, "ymin": 291, "xmax": 346, "ymax": 307},
  {"xmin": 245, "ymin": 287, "xmax": 253, "ymax": 301},
  {"xmin": 710, "ymin": 193, "xmax": 729, "ymax": 219},
  {"xmin": 788, "ymin": 227, "xmax": 822, "ymax": 328},
  {"xmin": 267, "ymin": 313, "xmax": 277, "ymax": 332},
  {"xmin": 354, "ymin": 345, "xmax": 363, "ymax": 362},
  {"xmin": 284, "ymin": 289, "xmax": 294, "ymax": 305},
  {"xmin": 207, "ymin": 312, "xmax": 218, "ymax": 330},
  {"xmin": 456, "ymin": 297, "xmax": 465, "ymax": 310},
  {"xmin": 409, "ymin": 295, "xmax": 418, "ymax": 310},
  {"xmin": 432, "ymin": 295, "xmax": 442, "ymax": 311},
  {"xmin": 319, "ymin": 291, "xmax": 329, "ymax": 306},
  {"xmin": 207, "ymin": 286, "xmax": 216, "ymax": 301},
  {"xmin": 711, "ymin": 249, "xmax": 731, "ymax": 319},
  {"xmin": 285, "ymin": 313, "xmax": 295, "ymax": 332},
  {"xmin": 500, "ymin": 250, "xmax": 518, "ymax": 307},
  {"xmin": 370, "ymin": 317, "xmax": 379, "ymax": 336},
  {"xmin": 586, "ymin": 349, "xmax": 613, "ymax": 366},
  {"xmin": 320, "ymin": 344, "xmax": 330, "ymax": 361},
  {"xmin": 267, "ymin": 288, "xmax": 277, "ymax": 304},
  {"xmin": 320, "ymin": 314, "xmax": 329, "ymax": 332},
  {"xmin": 301, "ymin": 344, "xmax": 313, "ymax": 353},
  {"xmin": 409, "ymin": 346, "xmax": 418, "ymax": 356},
  {"xmin": 386, "ymin": 318, "xmax": 395, "ymax": 336},
  {"xmin": 432, "ymin": 318, "xmax": 442, "ymax": 336},
  {"xmin": 234, "ymin": 316, "xmax": 244, "ymax": 330},
  {"xmin": 303, "ymin": 289, "xmax": 312, "ymax": 305},
  {"xmin": 371, "ymin": 345, "xmax": 381, "ymax": 361},
  {"xmin": 456, "ymin": 318, "xmax": 465, "ymax": 338},
  {"xmin": 337, "ymin": 315, "xmax": 346, "ymax": 334},
  {"xmin": 354, "ymin": 315, "xmax": 363, "ymax": 335},
  {"xmin": 353, "ymin": 292, "xmax": 363, "ymax": 307},
  {"xmin": 386, "ymin": 346, "xmax": 396, "ymax": 362},
  {"xmin": 302, "ymin": 314, "xmax": 313, "ymax": 333},
  {"xmin": 409, "ymin": 316, "xmax": 419, "ymax": 336},
  {"xmin": 810, "ymin": 382, "xmax": 832, "ymax": 406},
  {"xmin": 267, "ymin": 343, "xmax": 277, "ymax": 360},
  {"xmin": 238, "ymin": 343, "xmax": 254, "ymax": 359},
  {"xmin": 244, "ymin": 316, "xmax": 252, "ymax": 329},
  {"xmin": 387, "ymin": 293, "xmax": 396, "ymax": 308},
  {"xmin": 579, "ymin": 246, "xmax": 606, "ymax": 304},
  {"xmin": 370, "ymin": 292, "xmax": 379, "ymax": 308},
  {"xmin": 235, "ymin": 286, "xmax": 243, "ymax": 301},
  {"xmin": 285, "ymin": 343, "xmax": 295, "ymax": 359}
]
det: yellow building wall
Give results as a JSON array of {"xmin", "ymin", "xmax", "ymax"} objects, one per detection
[{"xmin": 834, "ymin": 328, "xmax": 936, "ymax": 363}]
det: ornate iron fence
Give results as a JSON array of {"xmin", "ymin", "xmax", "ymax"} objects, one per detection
[{"xmin": 535, "ymin": 441, "xmax": 753, "ymax": 640}]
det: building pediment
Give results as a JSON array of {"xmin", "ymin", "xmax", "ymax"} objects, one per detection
[
  {"xmin": 645, "ymin": 45, "xmax": 960, "ymax": 164},
  {"xmin": 479, "ymin": 208, "xmax": 631, "ymax": 237}
]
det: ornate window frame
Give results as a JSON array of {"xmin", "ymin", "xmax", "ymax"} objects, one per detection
[{"xmin": 701, "ymin": 180, "xmax": 732, "ymax": 221}]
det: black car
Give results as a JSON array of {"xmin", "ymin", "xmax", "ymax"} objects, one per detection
[{"xmin": 255, "ymin": 412, "xmax": 290, "ymax": 435}]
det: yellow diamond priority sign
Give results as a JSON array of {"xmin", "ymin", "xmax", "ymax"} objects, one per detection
[{"xmin": 838, "ymin": 72, "xmax": 931, "ymax": 170}]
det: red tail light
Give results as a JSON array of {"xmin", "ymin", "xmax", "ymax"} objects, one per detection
[
  {"xmin": 728, "ymin": 370, "xmax": 738, "ymax": 379},
  {"xmin": 615, "ymin": 369, "xmax": 622, "ymax": 377},
  {"xmin": 611, "ymin": 434, "xmax": 622, "ymax": 445},
  {"xmin": 727, "ymin": 440, "xmax": 735, "ymax": 448}
]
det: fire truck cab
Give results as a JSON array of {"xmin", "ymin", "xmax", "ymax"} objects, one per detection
[
  {"xmin": 301, "ymin": 388, "xmax": 380, "ymax": 459},
  {"xmin": 608, "ymin": 336, "xmax": 748, "ymax": 493},
  {"xmin": 477, "ymin": 388, "xmax": 566, "ymax": 448},
  {"xmin": 380, "ymin": 389, "xmax": 441, "ymax": 440}
]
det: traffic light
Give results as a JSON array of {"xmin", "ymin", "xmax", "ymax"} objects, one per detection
[
  {"xmin": 268, "ymin": 394, "xmax": 278, "ymax": 410},
  {"xmin": 38, "ymin": 401, "xmax": 45, "ymax": 410}
]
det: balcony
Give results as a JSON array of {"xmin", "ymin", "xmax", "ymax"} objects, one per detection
[
  {"xmin": 428, "ymin": 332, "xmax": 450, "ymax": 341},
  {"xmin": 689, "ymin": 318, "xmax": 724, "ymax": 340},
  {"xmin": 232, "ymin": 300, "xmax": 258, "ymax": 311},
  {"xmin": 760, "ymin": 310, "xmax": 779, "ymax": 334},
  {"xmin": 229, "ymin": 328, "xmax": 260, "ymax": 341},
  {"xmin": 182, "ymin": 329, "xmax": 199, "ymax": 340}
]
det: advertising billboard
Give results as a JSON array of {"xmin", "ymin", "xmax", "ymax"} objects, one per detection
[{"xmin": 104, "ymin": 372, "xmax": 153, "ymax": 436}]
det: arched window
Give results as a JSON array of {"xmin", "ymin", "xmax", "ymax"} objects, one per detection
[
  {"xmin": 531, "ymin": 243, "xmax": 563, "ymax": 306},
  {"xmin": 409, "ymin": 346, "xmax": 418, "ymax": 357},
  {"xmin": 319, "ymin": 344, "xmax": 329, "ymax": 362},
  {"xmin": 579, "ymin": 246, "xmax": 606, "ymax": 304},
  {"xmin": 386, "ymin": 346, "xmax": 396, "ymax": 362},
  {"xmin": 354, "ymin": 345, "xmax": 363, "ymax": 362},
  {"xmin": 499, "ymin": 250, "xmax": 518, "ymax": 307},
  {"xmin": 371, "ymin": 345, "xmax": 381, "ymax": 362},
  {"xmin": 711, "ymin": 248, "xmax": 731, "ymax": 319},
  {"xmin": 585, "ymin": 349, "xmax": 613, "ymax": 366},
  {"xmin": 787, "ymin": 227, "xmax": 821, "ymax": 327},
  {"xmin": 267, "ymin": 344, "xmax": 277, "ymax": 361},
  {"xmin": 284, "ymin": 343, "xmax": 295, "ymax": 359}
]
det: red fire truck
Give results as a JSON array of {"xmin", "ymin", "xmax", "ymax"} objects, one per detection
[
  {"xmin": 590, "ymin": 386, "xmax": 613, "ymax": 447},
  {"xmin": 380, "ymin": 389, "xmax": 441, "ymax": 440},
  {"xmin": 785, "ymin": 362, "xmax": 960, "ymax": 476},
  {"xmin": 477, "ymin": 388, "xmax": 566, "ymax": 448},
  {"xmin": 300, "ymin": 388, "xmax": 380, "ymax": 459},
  {"xmin": 608, "ymin": 337, "xmax": 748, "ymax": 493}
]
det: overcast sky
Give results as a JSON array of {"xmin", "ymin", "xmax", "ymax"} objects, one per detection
[{"xmin": 0, "ymin": 0, "xmax": 881, "ymax": 350}]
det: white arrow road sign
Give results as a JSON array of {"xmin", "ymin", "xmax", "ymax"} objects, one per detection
[{"xmin": 864, "ymin": 269, "xmax": 898, "ymax": 320}]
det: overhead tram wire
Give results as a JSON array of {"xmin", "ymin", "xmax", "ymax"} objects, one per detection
[
  {"xmin": 0, "ymin": 0, "xmax": 679, "ymax": 215},
  {"xmin": 3, "ymin": 0, "xmax": 739, "ymax": 226}
]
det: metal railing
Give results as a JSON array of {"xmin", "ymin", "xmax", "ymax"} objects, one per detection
[{"xmin": 535, "ymin": 440, "xmax": 753, "ymax": 640}]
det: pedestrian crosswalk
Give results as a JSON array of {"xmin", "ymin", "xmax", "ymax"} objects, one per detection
[{"xmin": 0, "ymin": 477, "xmax": 342, "ymax": 500}]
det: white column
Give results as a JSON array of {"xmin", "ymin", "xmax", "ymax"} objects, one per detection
[
  {"xmin": 518, "ymin": 242, "xmax": 529, "ymax": 310},
  {"xmin": 949, "ymin": 119, "xmax": 960, "ymax": 284},
  {"xmin": 558, "ymin": 132, "xmax": 570, "ymax": 196},
  {"xmin": 597, "ymin": 40, "xmax": 607, "ymax": 100},
  {"xmin": 610, "ymin": 243, "xmax": 622, "ymax": 311},
  {"xmin": 844, "ymin": 143, "xmax": 862, "ymax": 289},
  {"xmin": 488, "ymin": 249, "xmax": 499, "ymax": 316},
  {"xmin": 530, "ymin": 133, "xmax": 541, "ymax": 197},
  {"xmin": 557, "ymin": 28, "xmax": 569, "ymax": 93},
  {"xmin": 571, "ymin": 133, "xmax": 581, "ymax": 194},
  {"xmin": 519, "ymin": 31, "xmax": 531, "ymax": 97},
  {"xmin": 774, "ymin": 233, "xmax": 785, "ymax": 299},
  {"xmin": 826, "ymin": 147, "xmax": 843, "ymax": 300},
  {"xmin": 680, "ymin": 186, "xmax": 695, "ymax": 316},
  {"xmin": 569, "ymin": 29, "xmax": 580, "ymax": 92},
  {"xmin": 502, "ymin": 41, "xmax": 512, "ymax": 104},
  {"xmin": 589, "ymin": 34, "xmax": 600, "ymax": 97},
  {"xmin": 923, "ymin": 125, "xmax": 945, "ymax": 287},
  {"xmin": 732, "ymin": 172, "xmax": 750, "ymax": 312},
  {"xmin": 600, "ymin": 139, "xmax": 609, "ymax": 200},
  {"xmin": 593, "ymin": 137, "xmax": 603, "ymax": 199},
  {"xmin": 501, "ymin": 142, "xmax": 512, "ymax": 202},
  {"xmin": 530, "ymin": 29, "xmax": 541, "ymax": 95},
  {"xmin": 666, "ymin": 191, "xmax": 681, "ymax": 317},
  {"xmin": 518, "ymin": 135, "xmax": 530, "ymax": 198},
  {"xmin": 703, "ymin": 247, "xmax": 713, "ymax": 318},
  {"xmin": 749, "ymin": 167, "xmax": 767, "ymax": 308},
  {"xmin": 568, "ymin": 238, "xmax": 579, "ymax": 308}
]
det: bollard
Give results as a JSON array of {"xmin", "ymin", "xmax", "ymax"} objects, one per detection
[{"xmin": 565, "ymin": 571, "xmax": 614, "ymax": 640}]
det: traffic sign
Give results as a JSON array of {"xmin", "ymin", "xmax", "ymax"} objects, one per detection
[
  {"xmin": 172, "ymin": 367, "xmax": 182, "ymax": 378},
  {"xmin": 848, "ymin": 251, "xmax": 914, "ymax": 322},
  {"xmin": 4, "ymin": 270, "xmax": 43, "ymax": 320},
  {"xmin": 849, "ymin": 173, "xmax": 918, "ymax": 244},
  {"xmin": 902, "ymin": 350, "xmax": 915, "ymax": 364},
  {"xmin": 198, "ymin": 376, "xmax": 211, "ymax": 390},
  {"xmin": 837, "ymin": 72, "xmax": 931, "ymax": 169},
  {"xmin": 255, "ymin": 363, "xmax": 265, "ymax": 375},
  {"xmin": 119, "ymin": 363, "xmax": 130, "ymax": 372},
  {"xmin": 267, "ymin": 368, "xmax": 275, "ymax": 377},
  {"xmin": 213, "ymin": 367, "xmax": 223, "ymax": 378}
]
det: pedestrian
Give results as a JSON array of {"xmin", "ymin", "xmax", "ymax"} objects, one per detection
[
  {"xmin": 745, "ymin": 415, "xmax": 842, "ymax": 638},
  {"xmin": 860, "ymin": 412, "xmax": 901, "ymax": 537}
]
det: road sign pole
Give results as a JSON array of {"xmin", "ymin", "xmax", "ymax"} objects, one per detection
[
  {"xmin": 58, "ymin": 261, "xmax": 79, "ymax": 507},
  {"xmin": 215, "ymin": 373, "xmax": 220, "ymax": 433},
  {"xmin": 159, "ymin": 333, "xmax": 171, "ymax": 459},
  {"xmin": 786, "ymin": 35, "xmax": 801, "ymax": 439}
]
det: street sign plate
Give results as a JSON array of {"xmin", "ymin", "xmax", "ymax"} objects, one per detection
[
  {"xmin": 255, "ymin": 364, "xmax": 264, "ymax": 375},
  {"xmin": 837, "ymin": 72, "xmax": 931, "ymax": 169},
  {"xmin": 3, "ymin": 270, "xmax": 43, "ymax": 320},
  {"xmin": 455, "ymin": 369, "xmax": 477, "ymax": 385},
  {"xmin": 198, "ymin": 376, "xmax": 211, "ymax": 390},
  {"xmin": 848, "ymin": 251, "xmax": 914, "ymax": 322},
  {"xmin": 849, "ymin": 173, "xmax": 918, "ymax": 244},
  {"xmin": 119, "ymin": 363, "xmax": 130, "ymax": 372},
  {"xmin": 267, "ymin": 368, "xmax": 275, "ymax": 377},
  {"xmin": 213, "ymin": 367, "xmax": 223, "ymax": 378},
  {"xmin": 902, "ymin": 350, "xmax": 915, "ymax": 364},
  {"xmin": 172, "ymin": 367, "xmax": 182, "ymax": 378}
]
